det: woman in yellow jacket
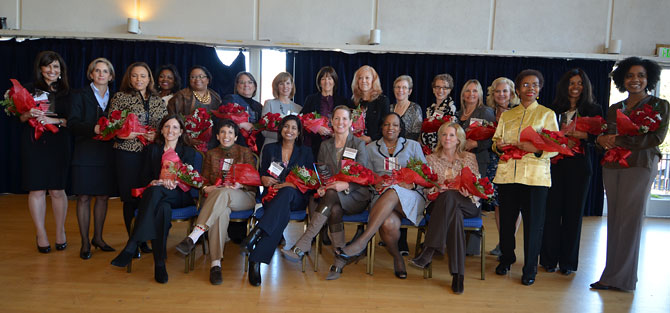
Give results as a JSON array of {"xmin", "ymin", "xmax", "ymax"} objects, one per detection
[{"xmin": 491, "ymin": 69, "xmax": 558, "ymax": 286}]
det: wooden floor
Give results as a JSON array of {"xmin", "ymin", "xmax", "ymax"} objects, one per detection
[{"xmin": 0, "ymin": 194, "xmax": 668, "ymax": 313}]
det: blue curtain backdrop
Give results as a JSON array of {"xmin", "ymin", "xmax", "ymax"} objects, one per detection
[
  {"xmin": 0, "ymin": 38, "xmax": 245, "ymax": 194},
  {"xmin": 287, "ymin": 50, "xmax": 614, "ymax": 216}
]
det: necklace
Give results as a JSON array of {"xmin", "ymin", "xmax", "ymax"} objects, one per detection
[{"xmin": 193, "ymin": 90, "xmax": 211, "ymax": 103}]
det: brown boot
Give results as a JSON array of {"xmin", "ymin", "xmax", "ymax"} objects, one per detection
[
  {"xmin": 329, "ymin": 224, "xmax": 346, "ymax": 251},
  {"xmin": 281, "ymin": 208, "xmax": 329, "ymax": 262}
]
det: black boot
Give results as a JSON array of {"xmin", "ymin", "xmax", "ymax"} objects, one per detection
[
  {"xmin": 248, "ymin": 260, "xmax": 261, "ymax": 286},
  {"xmin": 240, "ymin": 226, "xmax": 264, "ymax": 254}
]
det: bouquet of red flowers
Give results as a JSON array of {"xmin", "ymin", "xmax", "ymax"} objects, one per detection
[
  {"xmin": 185, "ymin": 108, "xmax": 213, "ymax": 152},
  {"xmin": 497, "ymin": 144, "xmax": 529, "ymax": 161},
  {"xmin": 421, "ymin": 115, "xmax": 455, "ymax": 133},
  {"xmin": 392, "ymin": 158, "xmax": 439, "ymax": 188},
  {"xmin": 1, "ymin": 79, "xmax": 59, "ymax": 139},
  {"xmin": 94, "ymin": 110, "xmax": 147, "ymax": 141},
  {"xmin": 421, "ymin": 144, "xmax": 433, "ymax": 156},
  {"xmin": 601, "ymin": 146, "xmax": 632, "ymax": 168},
  {"xmin": 565, "ymin": 116, "xmax": 608, "ymax": 135},
  {"xmin": 256, "ymin": 112, "xmax": 282, "ymax": 132},
  {"xmin": 174, "ymin": 162, "xmax": 205, "ymax": 191},
  {"xmin": 519, "ymin": 126, "xmax": 574, "ymax": 157},
  {"xmin": 300, "ymin": 111, "xmax": 330, "ymax": 134},
  {"xmin": 211, "ymin": 103, "xmax": 250, "ymax": 124},
  {"xmin": 332, "ymin": 159, "xmax": 380, "ymax": 186},
  {"xmin": 351, "ymin": 105, "xmax": 366, "ymax": 137},
  {"xmin": 616, "ymin": 104, "xmax": 663, "ymax": 136},
  {"xmin": 225, "ymin": 163, "xmax": 262, "ymax": 186},
  {"xmin": 466, "ymin": 120, "xmax": 497, "ymax": 141},
  {"xmin": 285, "ymin": 166, "xmax": 320, "ymax": 194},
  {"xmin": 446, "ymin": 166, "xmax": 495, "ymax": 200}
]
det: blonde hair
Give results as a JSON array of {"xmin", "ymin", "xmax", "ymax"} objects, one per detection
[
  {"xmin": 351, "ymin": 65, "xmax": 382, "ymax": 105},
  {"xmin": 460, "ymin": 79, "xmax": 484, "ymax": 108},
  {"xmin": 393, "ymin": 75, "xmax": 413, "ymax": 89},
  {"xmin": 271, "ymin": 72, "xmax": 296, "ymax": 99},
  {"xmin": 86, "ymin": 57, "xmax": 115, "ymax": 82},
  {"xmin": 486, "ymin": 77, "xmax": 520, "ymax": 108},
  {"xmin": 434, "ymin": 122, "xmax": 466, "ymax": 155}
]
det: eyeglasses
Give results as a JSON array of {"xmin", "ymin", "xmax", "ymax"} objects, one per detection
[
  {"xmin": 190, "ymin": 75, "xmax": 208, "ymax": 80},
  {"xmin": 522, "ymin": 83, "xmax": 540, "ymax": 89}
]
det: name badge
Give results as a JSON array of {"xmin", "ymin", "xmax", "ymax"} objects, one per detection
[
  {"xmin": 385, "ymin": 157, "xmax": 400, "ymax": 171},
  {"xmin": 432, "ymin": 111, "xmax": 444, "ymax": 119},
  {"xmin": 220, "ymin": 158, "xmax": 234, "ymax": 171},
  {"xmin": 343, "ymin": 147, "xmax": 358, "ymax": 160},
  {"xmin": 268, "ymin": 161, "xmax": 284, "ymax": 178}
]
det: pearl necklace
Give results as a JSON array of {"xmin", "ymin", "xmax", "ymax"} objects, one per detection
[{"xmin": 193, "ymin": 90, "xmax": 211, "ymax": 103}]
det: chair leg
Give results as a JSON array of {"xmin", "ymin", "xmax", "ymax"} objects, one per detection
[
  {"xmin": 414, "ymin": 226, "xmax": 423, "ymax": 257},
  {"xmin": 367, "ymin": 233, "xmax": 375, "ymax": 275},
  {"xmin": 313, "ymin": 231, "xmax": 321, "ymax": 272},
  {"xmin": 480, "ymin": 226, "xmax": 485, "ymax": 280},
  {"xmin": 127, "ymin": 258, "xmax": 132, "ymax": 273}
]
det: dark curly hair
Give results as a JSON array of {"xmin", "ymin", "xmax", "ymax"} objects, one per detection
[
  {"xmin": 552, "ymin": 68, "xmax": 596, "ymax": 114},
  {"xmin": 277, "ymin": 115, "xmax": 304, "ymax": 146},
  {"xmin": 214, "ymin": 119, "xmax": 241, "ymax": 139},
  {"xmin": 379, "ymin": 112, "xmax": 406, "ymax": 139},
  {"xmin": 154, "ymin": 114, "xmax": 193, "ymax": 147},
  {"xmin": 514, "ymin": 69, "xmax": 544, "ymax": 91},
  {"xmin": 155, "ymin": 64, "xmax": 182, "ymax": 94},
  {"xmin": 610, "ymin": 57, "xmax": 662, "ymax": 93}
]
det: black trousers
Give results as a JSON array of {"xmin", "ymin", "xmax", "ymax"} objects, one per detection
[
  {"xmin": 115, "ymin": 149, "xmax": 144, "ymax": 234},
  {"xmin": 129, "ymin": 186, "xmax": 192, "ymax": 264},
  {"xmin": 497, "ymin": 183, "xmax": 549, "ymax": 277},
  {"xmin": 250, "ymin": 187, "xmax": 307, "ymax": 264},
  {"xmin": 541, "ymin": 155, "xmax": 591, "ymax": 271}
]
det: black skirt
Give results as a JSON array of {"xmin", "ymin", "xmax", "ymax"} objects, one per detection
[{"xmin": 20, "ymin": 124, "xmax": 72, "ymax": 191}]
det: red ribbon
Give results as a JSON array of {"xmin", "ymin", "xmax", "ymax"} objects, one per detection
[
  {"xmin": 28, "ymin": 118, "xmax": 59, "ymax": 140},
  {"xmin": 262, "ymin": 186, "xmax": 279, "ymax": 203},
  {"xmin": 601, "ymin": 147, "xmax": 631, "ymax": 168}
]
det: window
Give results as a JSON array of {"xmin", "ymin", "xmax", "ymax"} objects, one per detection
[
  {"xmin": 260, "ymin": 50, "xmax": 287, "ymax": 104},
  {"xmin": 216, "ymin": 49, "xmax": 249, "ymax": 70}
]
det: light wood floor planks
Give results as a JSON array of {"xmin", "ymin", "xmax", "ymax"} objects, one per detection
[{"xmin": 0, "ymin": 194, "xmax": 668, "ymax": 313}]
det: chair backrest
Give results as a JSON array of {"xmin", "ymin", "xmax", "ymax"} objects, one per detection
[{"xmin": 189, "ymin": 151, "xmax": 204, "ymax": 199}]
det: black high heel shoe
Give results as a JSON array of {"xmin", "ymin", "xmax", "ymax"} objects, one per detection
[
  {"xmin": 240, "ymin": 227, "xmax": 264, "ymax": 254},
  {"xmin": 452, "ymin": 274, "xmax": 464, "ymax": 294},
  {"xmin": 248, "ymin": 260, "xmax": 261, "ymax": 286},
  {"xmin": 495, "ymin": 263, "xmax": 510, "ymax": 275},
  {"xmin": 111, "ymin": 250, "xmax": 134, "ymax": 267},
  {"xmin": 55, "ymin": 242, "xmax": 67, "ymax": 251},
  {"xmin": 139, "ymin": 242, "xmax": 152, "ymax": 253},
  {"xmin": 80, "ymin": 242, "xmax": 91, "ymax": 260},
  {"xmin": 91, "ymin": 239, "xmax": 116, "ymax": 252},
  {"xmin": 36, "ymin": 237, "xmax": 51, "ymax": 254},
  {"xmin": 335, "ymin": 247, "xmax": 366, "ymax": 265}
]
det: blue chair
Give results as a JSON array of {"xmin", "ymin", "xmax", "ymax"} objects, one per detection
[
  {"xmin": 252, "ymin": 205, "xmax": 309, "ymax": 271},
  {"xmin": 365, "ymin": 215, "xmax": 428, "ymax": 276},
  {"xmin": 314, "ymin": 210, "xmax": 372, "ymax": 273}
]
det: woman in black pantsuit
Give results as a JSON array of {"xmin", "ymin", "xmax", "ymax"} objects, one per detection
[
  {"xmin": 540, "ymin": 69, "xmax": 602, "ymax": 275},
  {"xmin": 68, "ymin": 58, "xmax": 118, "ymax": 259},
  {"xmin": 19, "ymin": 51, "xmax": 72, "ymax": 254},
  {"xmin": 111, "ymin": 115, "xmax": 195, "ymax": 284},
  {"xmin": 242, "ymin": 115, "xmax": 314, "ymax": 286}
]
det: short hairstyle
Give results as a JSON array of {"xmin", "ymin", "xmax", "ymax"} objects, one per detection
[
  {"xmin": 514, "ymin": 69, "xmax": 544, "ymax": 92},
  {"xmin": 610, "ymin": 56, "xmax": 662, "ymax": 93},
  {"xmin": 460, "ymin": 79, "xmax": 484, "ymax": 108},
  {"xmin": 33, "ymin": 50, "xmax": 69, "ymax": 94},
  {"xmin": 351, "ymin": 65, "xmax": 383, "ymax": 104},
  {"xmin": 154, "ymin": 114, "xmax": 192, "ymax": 147},
  {"xmin": 215, "ymin": 119, "xmax": 241, "ymax": 139},
  {"xmin": 316, "ymin": 66, "xmax": 339, "ymax": 92},
  {"xmin": 234, "ymin": 72, "xmax": 258, "ymax": 97},
  {"xmin": 379, "ymin": 112, "xmax": 406, "ymax": 139},
  {"xmin": 552, "ymin": 68, "xmax": 596, "ymax": 114},
  {"xmin": 155, "ymin": 64, "xmax": 182, "ymax": 94},
  {"xmin": 432, "ymin": 74, "xmax": 454, "ymax": 89},
  {"xmin": 277, "ymin": 114, "xmax": 303, "ymax": 146},
  {"xmin": 188, "ymin": 65, "xmax": 213, "ymax": 86},
  {"xmin": 486, "ymin": 77, "xmax": 520, "ymax": 108},
  {"xmin": 393, "ymin": 75, "xmax": 414, "ymax": 90},
  {"xmin": 271, "ymin": 72, "xmax": 296, "ymax": 99},
  {"xmin": 86, "ymin": 57, "xmax": 115, "ymax": 82},
  {"xmin": 434, "ymin": 122, "xmax": 467, "ymax": 155},
  {"xmin": 119, "ymin": 62, "xmax": 157, "ymax": 96}
]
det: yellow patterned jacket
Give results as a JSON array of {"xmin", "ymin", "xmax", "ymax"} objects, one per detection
[{"xmin": 492, "ymin": 101, "xmax": 558, "ymax": 187}]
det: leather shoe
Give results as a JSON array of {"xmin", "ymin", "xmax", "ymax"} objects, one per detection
[
  {"xmin": 590, "ymin": 281, "xmax": 615, "ymax": 290},
  {"xmin": 560, "ymin": 268, "xmax": 573, "ymax": 276},
  {"xmin": 241, "ymin": 227, "xmax": 264, "ymax": 254},
  {"xmin": 91, "ymin": 239, "xmax": 115, "ymax": 252},
  {"xmin": 111, "ymin": 250, "xmax": 134, "ymax": 267},
  {"xmin": 495, "ymin": 263, "xmax": 510, "ymax": 275},
  {"xmin": 80, "ymin": 245, "xmax": 91, "ymax": 260},
  {"xmin": 542, "ymin": 265, "xmax": 557, "ymax": 273},
  {"xmin": 133, "ymin": 247, "xmax": 141, "ymax": 259},
  {"xmin": 451, "ymin": 274, "xmax": 464, "ymax": 294},
  {"xmin": 521, "ymin": 275, "xmax": 535, "ymax": 286},
  {"xmin": 154, "ymin": 264, "xmax": 168, "ymax": 284},
  {"xmin": 209, "ymin": 266, "xmax": 223, "ymax": 285},
  {"xmin": 36, "ymin": 237, "xmax": 51, "ymax": 254},
  {"xmin": 175, "ymin": 237, "xmax": 195, "ymax": 256},
  {"xmin": 139, "ymin": 242, "xmax": 152, "ymax": 253},
  {"xmin": 55, "ymin": 242, "xmax": 68, "ymax": 251},
  {"xmin": 248, "ymin": 261, "xmax": 261, "ymax": 286}
]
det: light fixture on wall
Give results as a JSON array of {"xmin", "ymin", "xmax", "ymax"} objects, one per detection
[
  {"xmin": 127, "ymin": 18, "xmax": 140, "ymax": 34},
  {"xmin": 607, "ymin": 39, "xmax": 622, "ymax": 54},
  {"xmin": 368, "ymin": 29, "xmax": 381, "ymax": 45}
]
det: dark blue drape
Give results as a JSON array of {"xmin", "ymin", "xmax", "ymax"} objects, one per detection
[
  {"xmin": 0, "ymin": 38, "xmax": 245, "ymax": 194},
  {"xmin": 287, "ymin": 50, "xmax": 613, "ymax": 216}
]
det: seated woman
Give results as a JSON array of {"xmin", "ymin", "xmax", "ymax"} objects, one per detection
[
  {"xmin": 331, "ymin": 113, "xmax": 426, "ymax": 280},
  {"xmin": 110, "ymin": 115, "xmax": 196, "ymax": 284},
  {"xmin": 281, "ymin": 105, "xmax": 371, "ymax": 280},
  {"xmin": 408, "ymin": 122, "xmax": 480, "ymax": 294},
  {"xmin": 239, "ymin": 115, "xmax": 314, "ymax": 286},
  {"xmin": 174, "ymin": 119, "xmax": 256, "ymax": 285}
]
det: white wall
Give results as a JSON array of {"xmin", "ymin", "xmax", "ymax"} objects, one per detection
[{"xmin": 1, "ymin": 0, "xmax": 668, "ymax": 58}]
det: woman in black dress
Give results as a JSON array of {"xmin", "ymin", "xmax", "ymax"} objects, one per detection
[
  {"xmin": 350, "ymin": 65, "xmax": 390, "ymax": 144},
  {"xmin": 68, "ymin": 58, "xmax": 118, "ymax": 259},
  {"xmin": 19, "ymin": 51, "xmax": 72, "ymax": 253}
]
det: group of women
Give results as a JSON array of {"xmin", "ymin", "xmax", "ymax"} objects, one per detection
[{"xmin": 16, "ymin": 50, "xmax": 667, "ymax": 294}]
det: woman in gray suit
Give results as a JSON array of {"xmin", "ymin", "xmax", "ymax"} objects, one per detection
[{"xmin": 281, "ymin": 105, "xmax": 371, "ymax": 280}]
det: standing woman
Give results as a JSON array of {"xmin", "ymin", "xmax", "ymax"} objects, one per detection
[
  {"xmin": 350, "ymin": 65, "xmax": 390, "ymax": 144},
  {"xmin": 592, "ymin": 57, "xmax": 668, "ymax": 291},
  {"xmin": 540, "ymin": 68, "xmax": 602, "ymax": 275},
  {"xmin": 222, "ymin": 72, "xmax": 264, "ymax": 150},
  {"xmin": 240, "ymin": 115, "xmax": 314, "ymax": 286},
  {"xmin": 68, "ymin": 58, "xmax": 117, "ymax": 259},
  {"xmin": 301, "ymin": 66, "xmax": 349, "ymax": 160},
  {"xmin": 19, "ymin": 51, "xmax": 72, "ymax": 253},
  {"xmin": 457, "ymin": 79, "xmax": 495, "ymax": 177},
  {"xmin": 421, "ymin": 74, "xmax": 457, "ymax": 151},
  {"xmin": 391, "ymin": 75, "xmax": 422, "ymax": 141},
  {"xmin": 168, "ymin": 65, "xmax": 222, "ymax": 115},
  {"xmin": 492, "ymin": 69, "xmax": 558, "ymax": 286},
  {"xmin": 110, "ymin": 62, "xmax": 165, "ymax": 256},
  {"xmin": 111, "ymin": 115, "xmax": 196, "ymax": 284},
  {"xmin": 155, "ymin": 64, "xmax": 181, "ymax": 104},
  {"xmin": 261, "ymin": 72, "xmax": 302, "ymax": 147}
]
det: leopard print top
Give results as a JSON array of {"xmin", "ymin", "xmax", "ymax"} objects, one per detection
[{"xmin": 109, "ymin": 91, "xmax": 167, "ymax": 152}]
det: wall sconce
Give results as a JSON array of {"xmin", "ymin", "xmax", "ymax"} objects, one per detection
[
  {"xmin": 368, "ymin": 29, "xmax": 381, "ymax": 45},
  {"xmin": 127, "ymin": 18, "xmax": 140, "ymax": 34}
]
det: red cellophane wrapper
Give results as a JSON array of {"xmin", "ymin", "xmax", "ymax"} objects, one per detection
[
  {"xmin": 466, "ymin": 121, "xmax": 497, "ymax": 141},
  {"xmin": 137, "ymin": 126, "xmax": 155, "ymax": 146},
  {"xmin": 211, "ymin": 103, "xmax": 250, "ymax": 124},
  {"xmin": 497, "ymin": 144, "xmax": 529, "ymax": 161},
  {"xmin": 331, "ymin": 159, "xmax": 380, "ymax": 186},
  {"xmin": 519, "ymin": 126, "xmax": 574, "ymax": 156},
  {"xmin": 421, "ymin": 115, "xmax": 455, "ymax": 133},
  {"xmin": 381, "ymin": 158, "xmax": 438, "ymax": 189},
  {"xmin": 551, "ymin": 138, "xmax": 584, "ymax": 164},
  {"xmin": 95, "ymin": 110, "xmax": 146, "ymax": 141},
  {"xmin": 256, "ymin": 112, "xmax": 282, "ymax": 132},
  {"xmin": 132, "ymin": 148, "xmax": 186, "ymax": 197},
  {"xmin": 300, "ymin": 112, "xmax": 330, "ymax": 134},
  {"xmin": 240, "ymin": 128, "xmax": 260, "ymax": 153},
  {"xmin": 262, "ymin": 186, "xmax": 279, "ymax": 204},
  {"xmin": 185, "ymin": 108, "xmax": 213, "ymax": 152},
  {"xmin": 601, "ymin": 146, "xmax": 631, "ymax": 168},
  {"xmin": 230, "ymin": 163, "xmax": 262, "ymax": 186},
  {"xmin": 351, "ymin": 106, "xmax": 366, "ymax": 137},
  {"xmin": 616, "ymin": 110, "xmax": 640, "ymax": 136},
  {"xmin": 446, "ymin": 166, "xmax": 494, "ymax": 200},
  {"xmin": 2, "ymin": 79, "xmax": 59, "ymax": 139},
  {"xmin": 285, "ymin": 166, "xmax": 320, "ymax": 194},
  {"xmin": 572, "ymin": 116, "xmax": 607, "ymax": 135}
]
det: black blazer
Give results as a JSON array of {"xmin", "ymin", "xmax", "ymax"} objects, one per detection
[
  {"xmin": 68, "ymin": 86, "xmax": 115, "ymax": 166},
  {"xmin": 301, "ymin": 93, "xmax": 350, "ymax": 115},
  {"xmin": 260, "ymin": 142, "xmax": 314, "ymax": 183},
  {"xmin": 349, "ymin": 94, "xmax": 390, "ymax": 141},
  {"xmin": 140, "ymin": 143, "xmax": 197, "ymax": 186}
]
